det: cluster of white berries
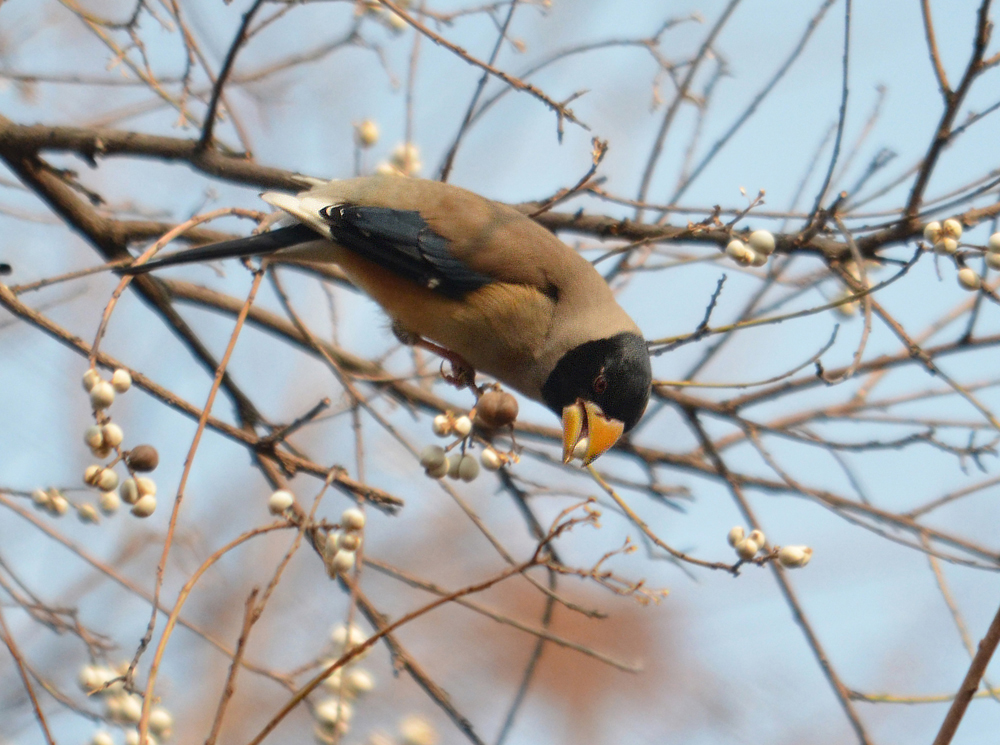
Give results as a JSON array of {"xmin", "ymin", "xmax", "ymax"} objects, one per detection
[
  {"xmin": 374, "ymin": 143, "xmax": 422, "ymax": 178},
  {"xmin": 79, "ymin": 663, "xmax": 174, "ymax": 745},
  {"xmin": 29, "ymin": 368, "xmax": 158, "ymax": 522},
  {"xmin": 79, "ymin": 367, "xmax": 161, "ymax": 520},
  {"xmin": 419, "ymin": 391, "xmax": 520, "ymax": 480},
  {"xmin": 322, "ymin": 507, "xmax": 366, "ymax": 576},
  {"xmin": 313, "ymin": 624, "xmax": 377, "ymax": 743},
  {"xmin": 725, "ymin": 230, "xmax": 776, "ymax": 267},
  {"xmin": 924, "ymin": 218, "xmax": 987, "ymax": 292},
  {"xmin": 727, "ymin": 526, "xmax": 812, "ymax": 568},
  {"xmin": 923, "ymin": 218, "xmax": 964, "ymax": 256}
]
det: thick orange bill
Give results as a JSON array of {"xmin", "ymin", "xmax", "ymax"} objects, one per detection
[
  {"xmin": 562, "ymin": 402, "xmax": 585, "ymax": 464},
  {"xmin": 580, "ymin": 401, "xmax": 624, "ymax": 464},
  {"xmin": 561, "ymin": 400, "xmax": 625, "ymax": 465}
]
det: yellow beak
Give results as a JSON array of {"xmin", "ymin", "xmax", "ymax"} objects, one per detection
[{"xmin": 561, "ymin": 400, "xmax": 625, "ymax": 465}]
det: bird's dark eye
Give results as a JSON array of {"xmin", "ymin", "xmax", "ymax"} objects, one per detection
[{"xmin": 593, "ymin": 373, "xmax": 608, "ymax": 394}]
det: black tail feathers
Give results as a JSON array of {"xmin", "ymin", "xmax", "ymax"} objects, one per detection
[{"xmin": 124, "ymin": 224, "xmax": 316, "ymax": 275}]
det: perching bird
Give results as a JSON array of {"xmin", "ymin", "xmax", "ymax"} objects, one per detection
[{"xmin": 128, "ymin": 175, "xmax": 651, "ymax": 463}]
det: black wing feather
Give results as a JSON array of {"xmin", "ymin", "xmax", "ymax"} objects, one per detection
[{"xmin": 321, "ymin": 205, "xmax": 492, "ymax": 298}]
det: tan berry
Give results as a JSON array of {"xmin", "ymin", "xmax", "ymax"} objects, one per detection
[
  {"xmin": 475, "ymin": 390, "xmax": 519, "ymax": 429},
  {"xmin": 987, "ymin": 252, "xmax": 1000, "ymax": 271},
  {"xmin": 126, "ymin": 445, "xmax": 159, "ymax": 472},
  {"xmin": 338, "ymin": 532, "xmax": 362, "ymax": 551}
]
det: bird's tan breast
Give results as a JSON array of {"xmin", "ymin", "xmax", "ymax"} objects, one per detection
[{"xmin": 309, "ymin": 247, "xmax": 556, "ymax": 398}]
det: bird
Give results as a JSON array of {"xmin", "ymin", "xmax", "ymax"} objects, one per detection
[{"xmin": 127, "ymin": 175, "xmax": 651, "ymax": 464}]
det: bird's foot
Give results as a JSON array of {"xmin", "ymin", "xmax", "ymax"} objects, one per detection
[{"xmin": 418, "ymin": 339, "xmax": 476, "ymax": 390}]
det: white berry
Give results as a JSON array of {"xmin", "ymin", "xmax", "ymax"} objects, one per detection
[
  {"xmin": 419, "ymin": 445, "xmax": 447, "ymax": 470},
  {"xmin": 315, "ymin": 697, "xmax": 353, "ymax": 729},
  {"xmin": 987, "ymin": 252, "xmax": 1000, "ymax": 271},
  {"xmin": 268, "ymin": 489, "xmax": 294, "ymax": 515},
  {"xmin": 341, "ymin": 507, "xmax": 365, "ymax": 531},
  {"xmin": 400, "ymin": 715, "xmax": 437, "ymax": 745},
  {"xmin": 943, "ymin": 218, "xmax": 963, "ymax": 239},
  {"xmin": 97, "ymin": 469, "xmax": 119, "ymax": 492},
  {"xmin": 338, "ymin": 532, "xmax": 361, "ymax": 551},
  {"xmin": 136, "ymin": 477, "xmax": 157, "ymax": 497},
  {"xmin": 989, "ymin": 232, "xmax": 1000, "ymax": 253},
  {"xmin": 91, "ymin": 731, "xmax": 114, "ymax": 745},
  {"xmin": 354, "ymin": 119, "xmax": 379, "ymax": 148},
  {"xmin": 131, "ymin": 494, "xmax": 157, "ymax": 518},
  {"xmin": 84, "ymin": 464, "xmax": 102, "ymax": 486},
  {"xmin": 957, "ymin": 267, "xmax": 981, "ymax": 291},
  {"xmin": 480, "ymin": 448, "xmax": 502, "ymax": 471},
  {"xmin": 32, "ymin": 489, "xmax": 50, "ymax": 510},
  {"xmin": 148, "ymin": 707, "xmax": 173, "ymax": 738},
  {"xmin": 778, "ymin": 545, "xmax": 813, "ymax": 568},
  {"xmin": 78, "ymin": 503, "xmax": 99, "ymax": 523},
  {"xmin": 90, "ymin": 381, "xmax": 116, "ymax": 410},
  {"xmin": 431, "ymin": 415, "xmax": 451, "ymax": 437},
  {"xmin": 453, "ymin": 415, "xmax": 472, "ymax": 437},
  {"xmin": 457, "ymin": 454, "xmax": 479, "ymax": 482},
  {"xmin": 734, "ymin": 538, "xmax": 759, "ymax": 561},
  {"xmin": 726, "ymin": 526, "xmax": 745, "ymax": 547},
  {"xmin": 748, "ymin": 229, "xmax": 775, "ymax": 256},
  {"xmin": 330, "ymin": 549, "xmax": 356, "ymax": 574},
  {"xmin": 82, "ymin": 368, "xmax": 102, "ymax": 392},
  {"xmin": 344, "ymin": 668, "xmax": 375, "ymax": 696},
  {"xmin": 725, "ymin": 239, "xmax": 753, "ymax": 266},
  {"xmin": 923, "ymin": 221, "xmax": 942, "ymax": 244},
  {"xmin": 84, "ymin": 426, "xmax": 105, "ymax": 450},
  {"xmin": 120, "ymin": 479, "xmax": 139, "ymax": 505},
  {"xmin": 101, "ymin": 423, "xmax": 124, "ymax": 448},
  {"xmin": 572, "ymin": 436, "xmax": 589, "ymax": 461},
  {"xmin": 99, "ymin": 490, "xmax": 121, "ymax": 515},
  {"xmin": 935, "ymin": 237, "xmax": 958, "ymax": 255},
  {"xmin": 747, "ymin": 529, "xmax": 766, "ymax": 547},
  {"xmin": 49, "ymin": 493, "xmax": 69, "ymax": 516},
  {"xmin": 111, "ymin": 368, "xmax": 132, "ymax": 393}
]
